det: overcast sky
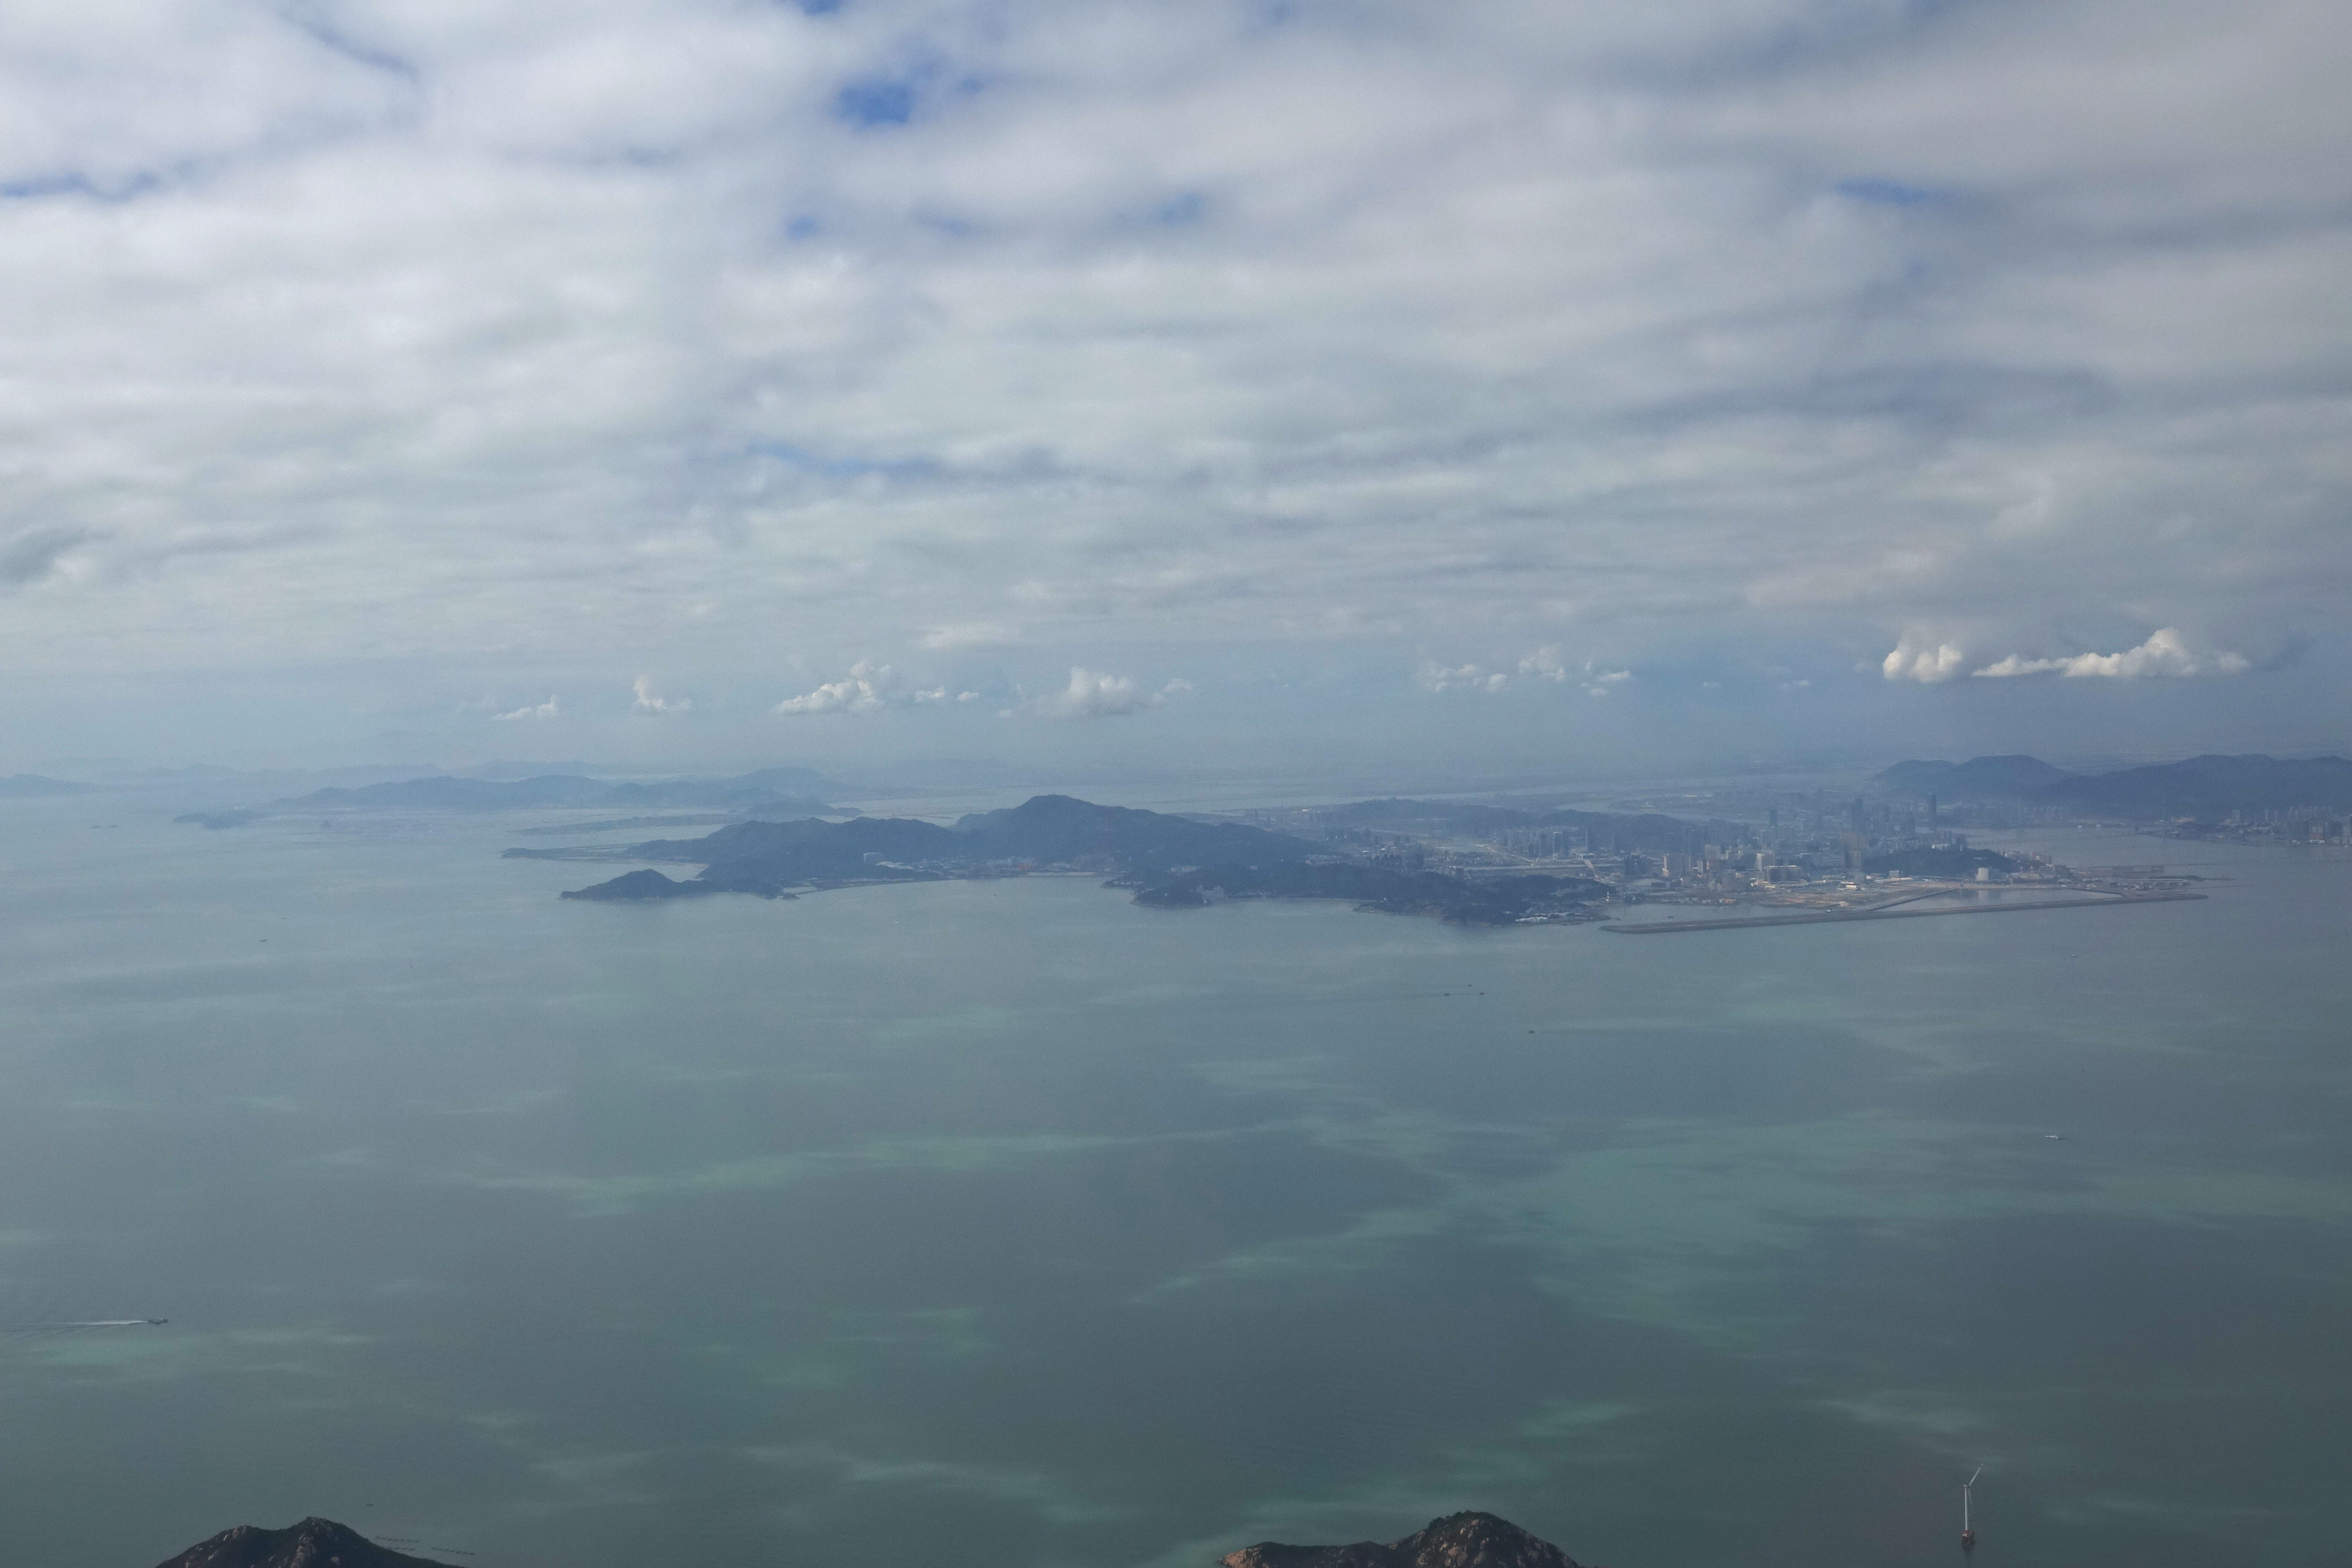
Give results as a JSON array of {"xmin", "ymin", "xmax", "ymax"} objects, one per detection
[{"xmin": 3, "ymin": 0, "xmax": 2347, "ymax": 777}]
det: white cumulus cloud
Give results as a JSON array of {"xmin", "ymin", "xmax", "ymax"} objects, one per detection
[
  {"xmin": 493, "ymin": 696, "xmax": 560, "ymax": 722},
  {"xmin": 774, "ymin": 661, "xmax": 946, "ymax": 716},
  {"xmin": 1517, "ymin": 645, "xmax": 1569, "ymax": 682},
  {"xmin": 1972, "ymin": 628, "xmax": 2252, "ymax": 680},
  {"xmin": 1882, "ymin": 637, "xmax": 1970, "ymax": 684},
  {"xmin": 1420, "ymin": 661, "xmax": 1509, "ymax": 694},
  {"xmin": 630, "ymin": 676, "xmax": 690, "ymax": 714},
  {"xmin": 1020, "ymin": 668, "xmax": 1189, "ymax": 720}
]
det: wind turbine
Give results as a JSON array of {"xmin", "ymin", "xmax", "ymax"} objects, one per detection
[{"xmin": 1961, "ymin": 1466, "xmax": 1982, "ymax": 1553}]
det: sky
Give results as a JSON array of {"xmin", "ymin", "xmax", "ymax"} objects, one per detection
[{"xmin": 2, "ymin": 0, "xmax": 2347, "ymax": 779}]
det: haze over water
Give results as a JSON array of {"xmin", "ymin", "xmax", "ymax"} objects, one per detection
[{"xmin": 4, "ymin": 797, "xmax": 2349, "ymax": 1567}]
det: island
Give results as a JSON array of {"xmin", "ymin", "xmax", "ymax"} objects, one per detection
[
  {"xmin": 0, "ymin": 773, "xmax": 97, "ymax": 798},
  {"xmin": 540, "ymin": 794, "xmax": 1610, "ymax": 926}
]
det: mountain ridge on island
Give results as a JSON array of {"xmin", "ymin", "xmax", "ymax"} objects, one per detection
[
  {"xmin": 552, "ymin": 793, "xmax": 1320, "ymax": 895},
  {"xmin": 1223, "ymin": 1510, "xmax": 1592, "ymax": 1568},
  {"xmin": 151, "ymin": 1515, "xmax": 456, "ymax": 1568}
]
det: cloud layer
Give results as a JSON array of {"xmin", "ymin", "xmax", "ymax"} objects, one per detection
[{"xmin": 0, "ymin": 1, "xmax": 2345, "ymax": 756}]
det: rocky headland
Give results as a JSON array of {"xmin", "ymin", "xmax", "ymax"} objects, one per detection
[
  {"xmin": 151, "ymin": 1516, "xmax": 456, "ymax": 1568},
  {"xmin": 1222, "ymin": 1511, "xmax": 1592, "ymax": 1568}
]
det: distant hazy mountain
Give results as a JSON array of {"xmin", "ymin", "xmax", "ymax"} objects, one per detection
[
  {"xmin": 1872, "ymin": 755, "xmax": 2073, "ymax": 800},
  {"xmin": 276, "ymin": 774, "xmax": 613, "ymax": 811},
  {"xmin": 0, "ymin": 773, "xmax": 97, "ymax": 797},
  {"xmin": 2036, "ymin": 754, "xmax": 2352, "ymax": 818},
  {"xmin": 1875, "ymin": 752, "xmax": 2352, "ymax": 818},
  {"xmin": 1221, "ymin": 1511, "xmax": 1584, "ymax": 1568},
  {"xmin": 251, "ymin": 769, "xmax": 849, "ymax": 818},
  {"xmin": 152, "ymin": 1516, "xmax": 454, "ymax": 1567}
]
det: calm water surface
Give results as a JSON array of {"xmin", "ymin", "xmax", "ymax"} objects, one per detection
[{"xmin": 2, "ymin": 801, "xmax": 2348, "ymax": 1566}]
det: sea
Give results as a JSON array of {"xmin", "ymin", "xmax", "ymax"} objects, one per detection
[{"xmin": 2, "ymin": 792, "xmax": 2348, "ymax": 1567}]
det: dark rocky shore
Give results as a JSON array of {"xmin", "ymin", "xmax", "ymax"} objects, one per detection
[
  {"xmin": 152, "ymin": 1516, "xmax": 457, "ymax": 1567},
  {"xmin": 1223, "ymin": 1512, "xmax": 1591, "ymax": 1568}
]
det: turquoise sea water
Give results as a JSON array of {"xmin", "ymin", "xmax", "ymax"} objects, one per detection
[{"xmin": 2, "ymin": 800, "xmax": 2349, "ymax": 1566}]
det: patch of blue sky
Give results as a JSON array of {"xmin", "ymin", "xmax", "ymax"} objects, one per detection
[
  {"xmin": 836, "ymin": 77, "xmax": 916, "ymax": 128},
  {"xmin": 281, "ymin": 11, "xmax": 420, "ymax": 83},
  {"xmin": 1155, "ymin": 191, "xmax": 1207, "ymax": 226},
  {"xmin": 783, "ymin": 214, "xmax": 823, "ymax": 241},
  {"xmin": 915, "ymin": 209, "xmax": 982, "ymax": 240},
  {"xmin": 747, "ymin": 442, "xmax": 934, "ymax": 480},
  {"xmin": 1837, "ymin": 177, "xmax": 1944, "ymax": 207},
  {"xmin": 1, "ymin": 170, "xmax": 160, "ymax": 203}
]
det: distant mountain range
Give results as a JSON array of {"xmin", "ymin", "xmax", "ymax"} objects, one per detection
[
  {"xmin": 2037, "ymin": 754, "xmax": 2352, "ymax": 817},
  {"xmin": 153, "ymin": 1516, "xmax": 454, "ymax": 1567},
  {"xmin": 1872, "ymin": 755, "xmax": 2073, "ymax": 801},
  {"xmin": 0, "ymin": 773, "xmax": 97, "ymax": 797},
  {"xmin": 1874, "ymin": 753, "xmax": 2352, "ymax": 818},
  {"xmin": 1222, "ymin": 1511, "xmax": 1588, "ymax": 1568},
  {"xmin": 180, "ymin": 767, "xmax": 848, "ymax": 822}
]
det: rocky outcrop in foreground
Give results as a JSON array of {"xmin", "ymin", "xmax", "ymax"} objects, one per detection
[
  {"xmin": 1222, "ymin": 1511, "xmax": 1586, "ymax": 1568},
  {"xmin": 155, "ymin": 1506, "xmax": 1582, "ymax": 1568},
  {"xmin": 153, "ymin": 1517, "xmax": 456, "ymax": 1568}
]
